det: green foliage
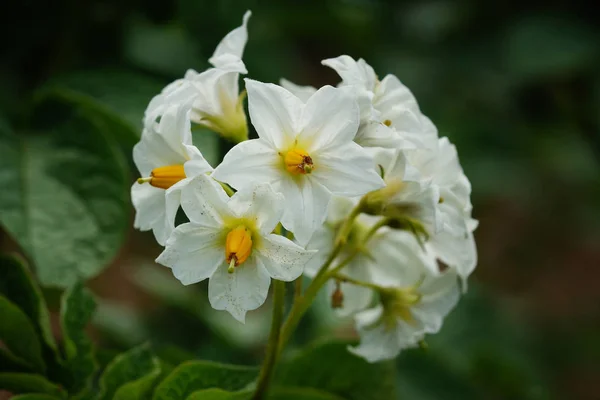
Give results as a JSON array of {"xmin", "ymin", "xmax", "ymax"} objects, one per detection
[
  {"xmin": 98, "ymin": 343, "xmax": 161, "ymax": 400},
  {"xmin": 0, "ymin": 348, "xmax": 32, "ymax": 373},
  {"xmin": 152, "ymin": 361, "xmax": 258, "ymax": 400},
  {"xmin": 11, "ymin": 395, "xmax": 63, "ymax": 400},
  {"xmin": 268, "ymin": 388, "xmax": 345, "ymax": 400},
  {"xmin": 0, "ymin": 296, "xmax": 45, "ymax": 373},
  {"xmin": 0, "ymin": 373, "xmax": 64, "ymax": 397},
  {"xmin": 0, "ymin": 254, "xmax": 58, "ymax": 356},
  {"xmin": 184, "ymin": 388, "xmax": 345, "ymax": 400},
  {"xmin": 276, "ymin": 340, "xmax": 397, "ymax": 400},
  {"xmin": 39, "ymin": 70, "xmax": 164, "ymax": 145},
  {"xmin": 396, "ymin": 288, "xmax": 552, "ymax": 400},
  {"xmin": 0, "ymin": 111, "xmax": 129, "ymax": 288},
  {"xmin": 184, "ymin": 389, "xmax": 251, "ymax": 400},
  {"xmin": 60, "ymin": 283, "xmax": 98, "ymax": 394}
]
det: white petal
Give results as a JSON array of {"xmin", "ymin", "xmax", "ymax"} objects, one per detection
[
  {"xmin": 209, "ymin": 11, "xmax": 251, "ymax": 72},
  {"xmin": 183, "ymin": 144, "xmax": 213, "ymax": 177},
  {"xmin": 321, "ymin": 55, "xmax": 377, "ymax": 91},
  {"xmin": 312, "ymin": 141, "xmax": 384, "ymax": 196},
  {"xmin": 211, "ymin": 139, "xmax": 282, "ymax": 191},
  {"xmin": 208, "ymin": 256, "xmax": 271, "ymax": 323},
  {"xmin": 326, "ymin": 195, "xmax": 358, "ymax": 224},
  {"xmin": 144, "ymin": 72, "xmax": 200, "ymax": 125},
  {"xmin": 368, "ymin": 231, "xmax": 439, "ymax": 286},
  {"xmin": 428, "ymin": 225, "xmax": 477, "ymax": 282},
  {"xmin": 375, "ymin": 148, "xmax": 420, "ymax": 183},
  {"xmin": 279, "ymin": 78, "xmax": 318, "ymax": 103},
  {"xmin": 304, "ymin": 226, "xmax": 336, "ymax": 277},
  {"xmin": 179, "ymin": 175, "xmax": 231, "ymax": 228},
  {"xmin": 133, "ymin": 129, "xmax": 187, "ymax": 177},
  {"xmin": 414, "ymin": 270, "xmax": 460, "ymax": 333},
  {"xmin": 279, "ymin": 177, "xmax": 331, "ymax": 246},
  {"xmin": 331, "ymin": 255, "xmax": 373, "ymax": 316},
  {"xmin": 228, "ymin": 183, "xmax": 285, "ymax": 235},
  {"xmin": 373, "ymin": 74, "xmax": 419, "ymax": 119},
  {"xmin": 155, "ymin": 223, "xmax": 223, "ymax": 285},
  {"xmin": 348, "ymin": 306, "xmax": 401, "ymax": 363},
  {"xmin": 256, "ymin": 234, "xmax": 315, "ymax": 281},
  {"xmin": 190, "ymin": 68, "xmax": 240, "ymax": 119},
  {"xmin": 389, "ymin": 180, "xmax": 440, "ymax": 235},
  {"xmin": 355, "ymin": 122, "xmax": 404, "ymax": 149},
  {"xmin": 164, "ymin": 178, "xmax": 189, "ymax": 235},
  {"xmin": 298, "ymin": 86, "xmax": 359, "ymax": 153},
  {"xmin": 244, "ymin": 79, "xmax": 303, "ymax": 149},
  {"xmin": 157, "ymin": 103, "xmax": 194, "ymax": 150},
  {"xmin": 131, "ymin": 182, "xmax": 170, "ymax": 245}
]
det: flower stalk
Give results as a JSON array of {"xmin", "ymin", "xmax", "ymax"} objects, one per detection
[{"xmin": 252, "ymin": 280, "xmax": 286, "ymax": 400}]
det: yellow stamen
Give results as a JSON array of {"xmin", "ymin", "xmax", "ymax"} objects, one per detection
[
  {"xmin": 225, "ymin": 225, "xmax": 253, "ymax": 268},
  {"xmin": 383, "ymin": 119, "xmax": 392, "ymax": 127},
  {"xmin": 283, "ymin": 148, "xmax": 314, "ymax": 175},
  {"xmin": 138, "ymin": 165, "xmax": 186, "ymax": 190}
]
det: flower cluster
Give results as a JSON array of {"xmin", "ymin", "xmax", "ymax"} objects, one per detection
[{"xmin": 131, "ymin": 11, "xmax": 477, "ymax": 363}]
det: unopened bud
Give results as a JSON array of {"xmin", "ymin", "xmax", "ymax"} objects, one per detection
[{"xmin": 331, "ymin": 282, "xmax": 344, "ymax": 309}]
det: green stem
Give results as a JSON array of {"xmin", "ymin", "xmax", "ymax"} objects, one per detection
[
  {"xmin": 252, "ymin": 280, "xmax": 286, "ymax": 400},
  {"xmin": 331, "ymin": 273, "xmax": 382, "ymax": 291},
  {"xmin": 277, "ymin": 214, "xmax": 389, "ymax": 353}
]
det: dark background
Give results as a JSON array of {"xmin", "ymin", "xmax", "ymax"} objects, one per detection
[{"xmin": 2, "ymin": 0, "xmax": 599, "ymax": 399}]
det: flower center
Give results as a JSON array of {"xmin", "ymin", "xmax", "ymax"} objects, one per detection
[
  {"xmin": 380, "ymin": 285, "xmax": 422, "ymax": 329},
  {"xmin": 137, "ymin": 165, "xmax": 186, "ymax": 189},
  {"xmin": 225, "ymin": 225, "xmax": 253, "ymax": 273},
  {"xmin": 283, "ymin": 148, "xmax": 314, "ymax": 175}
]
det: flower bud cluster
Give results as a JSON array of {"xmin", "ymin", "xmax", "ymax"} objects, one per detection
[{"xmin": 130, "ymin": 10, "xmax": 477, "ymax": 362}]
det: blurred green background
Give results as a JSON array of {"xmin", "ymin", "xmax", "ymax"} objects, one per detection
[{"xmin": 1, "ymin": 0, "xmax": 599, "ymax": 399}]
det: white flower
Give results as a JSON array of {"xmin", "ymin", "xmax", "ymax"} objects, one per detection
[
  {"xmin": 322, "ymin": 55, "xmax": 437, "ymax": 149},
  {"xmin": 212, "ymin": 79, "xmax": 385, "ymax": 245},
  {"xmin": 132, "ymin": 103, "xmax": 212, "ymax": 245},
  {"xmin": 407, "ymin": 137, "xmax": 478, "ymax": 282},
  {"xmin": 155, "ymin": 174, "xmax": 315, "ymax": 322},
  {"xmin": 145, "ymin": 11, "xmax": 252, "ymax": 142},
  {"xmin": 348, "ymin": 241, "xmax": 460, "ymax": 363},
  {"xmin": 279, "ymin": 78, "xmax": 317, "ymax": 102},
  {"xmin": 306, "ymin": 197, "xmax": 440, "ymax": 315},
  {"xmin": 367, "ymin": 148, "xmax": 441, "ymax": 244}
]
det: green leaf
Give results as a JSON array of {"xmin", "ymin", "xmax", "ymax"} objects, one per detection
[
  {"xmin": 152, "ymin": 361, "xmax": 258, "ymax": 400},
  {"xmin": 185, "ymin": 389, "xmax": 250, "ymax": 400},
  {"xmin": 184, "ymin": 388, "xmax": 344, "ymax": 400},
  {"xmin": 97, "ymin": 343, "xmax": 161, "ymax": 400},
  {"xmin": 0, "ymin": 373, "xmax": 64, "ymax": 396},
  {"xmin": 269, "ymin": 387, "xmax": 345, "ymax": 400},
  {"xmin": 0, "ymin": 109, "xmax": 130, "ymax": 287},
  {"xmin": 0, "ymin": 348, "xmax": 33, "ymax": 373},
  {"xmin": 60, "ymin": 283, "xmax": 97, "ymax": 394},
  {"xmin": 0, "ymin": 295, "xmax": 45, "ymax": 373},
  {"xmin": 275, "ymin": 340, "xmax": 397, "ymax": 400},
  {"xmin": 0, "ymin": 254, "xmax": 58, "ymax": 355},
  {"xmin": 38, "ymin": 70, "xmax": 164, "ymax": 145},
  {"xmin": 113, "ymin": 366, "xmax": 163, "ymax": 400},
  {"xmin": 11, "ymin": 395, "xmax": 63, "ymax": 400}
]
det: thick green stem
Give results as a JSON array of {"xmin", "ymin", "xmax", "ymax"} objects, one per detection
[{"xmin": 252, "ymin": 280, "xmax": 286, "ymax": 400}]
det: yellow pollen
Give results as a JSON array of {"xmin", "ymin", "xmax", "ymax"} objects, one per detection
[
  {"xmin": 283, "ymin": 148, "xmax": 314, "ymax": 175},
  {"xmin": 225, "ymin": 225, "xmax": 253, "ymax": 269},
  {"xmin": 138, "ymin": 165, "xmax": 186, "ymax": 190},
  {"xmin": 383, "ymin": 119, "xmax": 392, "ymax": 127}
]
